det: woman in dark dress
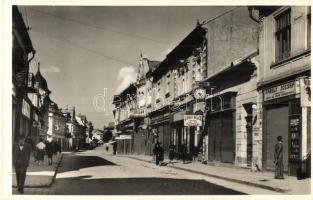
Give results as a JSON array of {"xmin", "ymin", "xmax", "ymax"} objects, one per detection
[
  {"xmin": 181, "ymin": 143, "xmax": 188, "ymax": 164},
  {"xmin": 45, "ymin": 140, "xmax": 54, "ymax": 165},
  {"xmin": 169, "ymin": 142, "xmax": 176, "ymax": 164},
  {"xmin": 154, "ymin": 142, "xmax": 160, "ymax": 165},
  {"xmin": 36, "ymin": 139, "xmax": 46, "ymax": 165}
]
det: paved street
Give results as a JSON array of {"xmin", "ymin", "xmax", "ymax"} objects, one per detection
[{"xmin": 13, "ymin": 146, "xmax": 284, "ymax": 195}]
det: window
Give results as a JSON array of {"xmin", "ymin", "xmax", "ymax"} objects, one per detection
[{"xmin": 275, "ymin": 9, "xmax": 291, "ymax": 62}]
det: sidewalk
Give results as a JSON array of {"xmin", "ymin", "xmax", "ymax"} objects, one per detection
[
  {"xmin": 12, "ymin": 153, "xmax": 63, "ymax": 188},
  {"xmin": 123, "ymin": 154, "xmax": 311, "ymax": 195}
]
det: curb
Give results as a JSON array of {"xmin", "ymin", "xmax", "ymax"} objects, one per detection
[
  {"xmin": 124, "ymin": 156, "xmax": 290, "ymax": 194},
  {"xmin": 48, "ymin": 153, "xmax": 64, "ymax": 187},
  {"xmin": 12, "ymin": 154, "xmax": 64, "ymax": 188}
]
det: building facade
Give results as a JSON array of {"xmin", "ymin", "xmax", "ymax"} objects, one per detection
[
  {"xmin": 251, "ymin": 6, "xmax": 311, "ymax": 176},
  {"xmin": 112, "ymin": 6, "xmax": 311, "ymax": 175},
  {"xmin": 47, "ymin": 101, "xmax": 67, "ymax": 149},
  {"xmin": 12, "ymin": 6, "xmax": 36, "ymax": 143},
  {"xmin": 113, "ymin": 84, "xmax": 137, "ymax": 154}
]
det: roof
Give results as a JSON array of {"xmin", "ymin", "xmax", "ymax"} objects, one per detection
[
  {"xmin": 49, "ymin": 100, "xmax": 59, "ymax": 110},
  {"xmin": 75, "ymin": 116, "xmax": 85, "ymax": 126},
  {"xmin": 12, "ymin": 6, "xmax": 35, "ymax": 53},
  {"xmin": 203, "ymin": 50, "xmax": 258, "ymax": 85},
  {"xmin": 35, "ymin": 64, "xmax": 50, "ymax": 93},
  {"xmin": 147, "ymin": 60, "xmax": 161, "ymax": 72},
  {"xmin": 113, "ymin": 83, "xmax": 137, "ymax": 104},
  {"xmin": 150, "ymin": 25, "xmax": 206, "ymax": 78}
]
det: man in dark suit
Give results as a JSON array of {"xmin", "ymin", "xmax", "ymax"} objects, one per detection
[
  {"xmin": 13, "ymin": 136, "xmax": 32, "ymax": 194},
  {"xmin": 274, "ymin": 136, "xmax": 284, "ymax": 179}
]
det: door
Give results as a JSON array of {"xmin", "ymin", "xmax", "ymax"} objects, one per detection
[
  {"xmin": 221, "ymin": 113, "xmax": 234, "ymax": 163},
  {"xmin": 208, "ymin": 115, "xmax": 221, "ymax": 161},
  {"xmin": 246, "ymin": 115, "xmax": 253, "ymax": 166},
  {"xmin": 265, "ymin": 105, "xmax": 289, "ymax": 172}
]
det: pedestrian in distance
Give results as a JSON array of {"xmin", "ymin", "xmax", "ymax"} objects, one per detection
[
  {"xmin": 53, "ymin": 141, "xmax": 58, "ymax": 155},
  {"xmin": 13, "ymin": 136, "xmax": 32, "ymax": 194},
  {"xmin": 274, "ymin": 136, "xmax": 284, "ymax": 179},
  {"xmin": 181, "ymin": 143, "xmax": 188, "ymax": 164},
  {"xmin": 168, "ymin": 142, "xmax": 176, "ymax": 165},
  {"xmin": 113, "ymin": 141, "xmax": 117, "ymax": 155},
  {"xmin": 45, "ymin": 140, "xmax": 54, "ymax": 165},
  {"xmin": 36, "ymin": 138, "xmax": 46, "ymax": 165},
  {"xmin": 154, "ymin": 142, "xmax": 160, "ymax": 165},
  {"xmin": 57, "ymin": 142, "xmax": 62, "ymax": 154},
  {"xmin": 159, "ymin": 143, "xmax": 164, "ymax": 164},
  {"xmin": 24, "ymin": 135, "xmax": 35, "ymax": 161}
]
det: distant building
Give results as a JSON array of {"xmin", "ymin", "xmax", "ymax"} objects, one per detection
[
  {"xmin": 33, "ymin": 64, "xmax": 51, "ymax": 142},
  {"xmin": 92, "ymin": 129, "xmax": 104, "ymax": 141},
  {"xmin": 47, "ymin": 101, "xmax": 67, "ymax": 149}
]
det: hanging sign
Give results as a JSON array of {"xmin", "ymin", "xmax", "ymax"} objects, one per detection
[{"xmin": 184, "ymin": 115, "xmax": 202, "ymax": 127}]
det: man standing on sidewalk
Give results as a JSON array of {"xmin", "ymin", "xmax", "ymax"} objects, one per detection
[
  {"xmin": 274, "ymin": 136, "xmax": 284, "ymax": 179},
  {"xmin": 13, "ymin": 136, "xmax": 32, "ymax": 194}
]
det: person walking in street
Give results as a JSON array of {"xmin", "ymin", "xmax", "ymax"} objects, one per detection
[
  {"xmin": 181, "ymin": 142, "xmax": 188, "ymax": 164},
  {"xmin": 154, "ymin": 142, "xmax": 161, "ymax": 165},
  {"xmin": 53, "ymin": 141, "xmax": 58, "ymax": 155},
  {"xmin": 24, "ymin": 135, "xmax": 35, "ymax": 161},
  {"xmin": 45, "ymin": 140, "xmax": 54, "ymax": 165},
  {"xmin": 159, "ymin": 143, "xmax": 164, "ymax": 165},
  {"xmin": 36, "ymin": 138, "xmax": 46, "ymax": 165},
  {"xmin": 274, "ymin": 136, "xmax": 284, "ymax": 179},
  {"xmin": 13, "ymin": 136, "xmax": 32, "ymax": 194},
  {"xmin": 113, "ymin": 140, "xmax": 117, "ymax": 155},
  {"xmin": 168, "ymin": 142, "xmax": 176, "ymax": 165}
]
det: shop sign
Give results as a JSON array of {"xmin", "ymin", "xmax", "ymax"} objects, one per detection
[
  {"xmin": 116, "ymin": 135, "xmax": 132, "ymax": 140},
  {"xmin": 184, "ymin": 115, "xmax": 202, "ymax": 126},
  {"xmin": 264, "ymin": 81, "xmax": 298, "ymax": 101},
  {"xmin": 22, "ymin": 99, "xmax": 30, "ymax": 119},
  {"xmin": 173, "ymin": 111, "xmax": 187, "ymax": 122}
]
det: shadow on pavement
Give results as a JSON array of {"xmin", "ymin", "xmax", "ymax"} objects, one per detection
[
  {"xmin": 48, "ymin": 175, "xmax": 246, "ymax": 195},
  {"xmin": 58, "ymin": 155, "xmax": 117, "ymax": 173}
]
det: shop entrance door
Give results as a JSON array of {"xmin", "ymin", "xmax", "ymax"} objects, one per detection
[
  {"xmin": 208, "ymin": 115, "xmax": 221, "ymax": 161},
  {"xmin": 265, "ymin": 105, "xmax": 289, "ymax": 172},
  {"xmin": 221, "ymin": 113, "xmax": 234, "ymax": 163}
]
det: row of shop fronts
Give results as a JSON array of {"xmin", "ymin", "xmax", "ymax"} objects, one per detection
[
  {"xmin": 115, "ymin": 73, "xmax": 310, "ymax": 176},
  {"xmin": 113, "ymin": 6, "xmax": 311, "ymax": 177}
]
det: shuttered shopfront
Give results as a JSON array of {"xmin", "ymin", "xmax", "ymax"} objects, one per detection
[
  {"xmin": 262, "ymin": 79, "xmax": 303, "ymax": 176},
  {"xmin": 208, "ymin": 111, "xmax": 235, "ymax": 163},
  {"xmin": 206, "ymin": 92, "xmax": 236, "ymax": 163}
]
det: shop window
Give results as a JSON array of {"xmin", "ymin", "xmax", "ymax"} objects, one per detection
[{"xmin": 275, "ymin": 9, "xmax": 291, "ymax": 62}]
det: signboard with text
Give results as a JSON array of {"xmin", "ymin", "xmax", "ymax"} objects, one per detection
[
  {"xmin": 116, "ymin": 135, "xmax": 132, "ymax": 140},
  {"xmin": 184, "ymin": 115, "xmax": 202, "ymax": 127},
  {"xmin": 264, "ymin": 81, "xmax": 298, "ymax": 101}
]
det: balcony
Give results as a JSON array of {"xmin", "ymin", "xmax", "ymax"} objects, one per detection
[{"xmin": 13, "ymin": 72, "xmax": 37, "ymax": 93}]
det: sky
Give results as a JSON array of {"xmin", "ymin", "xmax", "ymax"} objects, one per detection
[{"xmin": 19, "ymin": 6, "xmax": 235, "ymax": 129}]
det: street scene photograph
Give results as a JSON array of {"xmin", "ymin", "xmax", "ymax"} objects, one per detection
[{"xmin": 5, "ymin": 2, "xmax": 312, "ymax": 197}]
